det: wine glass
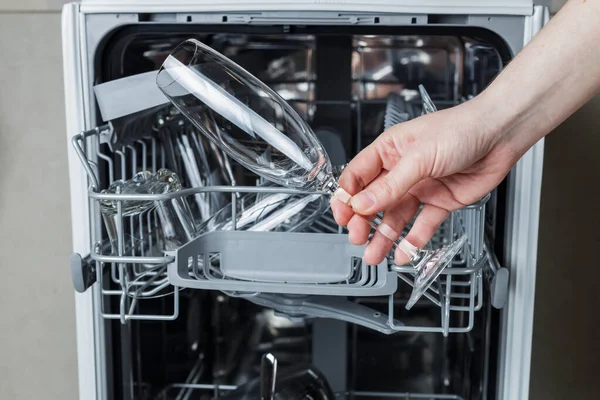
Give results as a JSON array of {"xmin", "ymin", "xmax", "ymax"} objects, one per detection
[
  {"xmin": 195, "ymin": 178, "xmax": 329, "ymax": 235},
  {"xmin": 156, "ymin": 38, "xmax": 467, "ymax": 309},
  {"xmin": 100, "ymin": 168, "xmax": 195, "ymax": 253}
]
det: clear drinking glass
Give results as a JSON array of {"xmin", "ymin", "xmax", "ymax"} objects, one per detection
[
  {"xmin": 156, "ymin": 40, "xmax": 330, "ymax": 190},
  {"xmin": 251, "ymin": 194, "xmax": 326, "ymax": 233},
  {"xmin": 196, "ymin": 182, "xmax": 329, "ymax": 235},
  {"xmin": 156, "ymin": 38, "xmax": 467, "ymax": 309},
  {"xmin": 100, "ymin": 168, "xmax": 197, "ymax": 252},
  {"xmin": 100, "ymin": 170, "xmax": 160, "ymax": 253},
  {"xmin": 152, "ymin": 170, "xmax": 198, "ymax": 250}
]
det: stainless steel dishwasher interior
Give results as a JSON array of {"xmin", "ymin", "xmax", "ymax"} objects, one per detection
[{"xmin": 80, "ymin": 30, "xmax": 507, "ymax": 400}]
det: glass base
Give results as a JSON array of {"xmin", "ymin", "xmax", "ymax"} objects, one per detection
[{"xmin": 405, "ymin": 234, "xmax": 468, "ymax": 310}]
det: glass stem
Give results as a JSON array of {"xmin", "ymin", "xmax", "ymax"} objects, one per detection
[
  {"xmin": 369, "ymin": 215, "xmax": 420, "ymax": 264},
  {"xmin": 324, "ymin": 177, "xmax": 421, "ymax": 266}
]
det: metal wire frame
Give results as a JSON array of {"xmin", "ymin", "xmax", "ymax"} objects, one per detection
[
  {"xmin": 385, "ymin": 196, "xmax": 488, "ymax": 335},
  {"xmin": 387, "ymin": 262, "xmax": 484, "ymax": 336},
  {"xmin": 72, "ymin": 120, "xmax": 488, "ymax": 335},
  {"xmin": 73, "ymin": 127, "xmax": 180, "ymax": 323}
]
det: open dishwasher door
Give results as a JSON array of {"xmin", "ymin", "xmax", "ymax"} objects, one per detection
[{"xmin": 62, "ymin": 1, "xmax": 548, "ymax": 399}]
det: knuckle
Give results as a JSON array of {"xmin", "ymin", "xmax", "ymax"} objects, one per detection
[
  {"xmin": 394, "ymin": 215, "xmax": 409, "ymax": 231},
  {"xmin": 338, "ymin": 171, "xmax": 360, "ymax": 194},
  {"xmin": 376, "ymin": 176, "xmax": 399, "ymax": 201},
  {"xmin": 410, "ymin": 150, "xmax": 429, "ymax": 176}
]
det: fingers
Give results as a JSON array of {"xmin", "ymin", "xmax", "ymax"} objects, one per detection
[
  {"xmin": 329, "ymin": 197, "xmax": 373, "ymax": 246},
  {"xmin": 331, "ymin": 169, "xmax": 390, "ymax": 229},
  {"xmin": 330, "ymin": 197, "xmax": 354, "ymax": 226},
  {"xmin": 337, "ymin": 141, "xmax": 384, "ymax": 195},
  {"xmin": 330, "ymin": 124, "xmax": 440, "ymax": 266},
  {"xmin": 394, "ymin": 204, "xmax": 449, "ymax": 264},
  {"xmin": 409, "ymin": 177, "xmax": 466, "ymax": 212},
  {"xmin": 331, "ymin": 146, "xmax": 381, "ymax": 228},
  {"xmin": 347, "ymin": 213, "xmax": 375, "ymax": 246},
  {"xmin": 350, "ymin": 152, "xmax": 426, "ymax": 217},
  {"xmin": 362, "ymin": 194, "xmax": 421, "ymax": 265}
]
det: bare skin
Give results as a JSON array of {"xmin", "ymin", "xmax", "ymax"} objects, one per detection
[{"xmin": 331, "ymin": 0, "xmax": 600, "ymax": 265}]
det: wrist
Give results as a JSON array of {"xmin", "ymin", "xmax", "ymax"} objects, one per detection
[
  {"xmin": 463, "ymin": 89, "xmax": 515, "ymax": 146},
  {"xmin": 469, "ymin": 79, "xmax": 545, "ymax": 155}
]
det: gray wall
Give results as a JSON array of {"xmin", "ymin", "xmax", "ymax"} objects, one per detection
[
  {"xmin": 0, "ymin": 1, "xmax": 596, "ymax": 399},
  {"xmin": 0, "ymin": 3, "xmax": 78, "ymax": 400}
]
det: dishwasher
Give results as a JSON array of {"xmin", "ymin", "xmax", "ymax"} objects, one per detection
[{"xmin": 62, "ymin": 1, "xmax": 548, "ymax": 399}]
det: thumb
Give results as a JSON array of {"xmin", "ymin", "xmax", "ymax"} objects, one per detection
[{"xmin": 350, "ymin": 153, "xmax": 426, "ymax": 215}]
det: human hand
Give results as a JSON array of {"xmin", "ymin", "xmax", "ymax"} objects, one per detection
[
  {"xmin": 331, "ymin": 99, "xmax": 523, "ymax": 266},
  {"xmin": 330, "ymin": 0, "xmax": 600, "ymax": 265}
]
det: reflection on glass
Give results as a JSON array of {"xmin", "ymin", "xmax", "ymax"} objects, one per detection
[{"xmin": 197, "ymin": 184, "xmax": 328, "ymax": 235}]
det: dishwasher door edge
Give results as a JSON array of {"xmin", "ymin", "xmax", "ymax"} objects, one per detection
[
  {"xmin": 62, "ymin": 3, "xmax": 107, "ymax": 400},
  {"xmin": 77, "ymin": 0, "xmax": 535, "ymax": 16},
  {"xmin": 496, "ymin": 6, "xmax": 550, "ymax": 400}
]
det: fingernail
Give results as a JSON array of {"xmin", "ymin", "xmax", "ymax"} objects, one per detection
[{"xmin": 351, "ymin": 191, "xmax": 375, "ymax": 213}]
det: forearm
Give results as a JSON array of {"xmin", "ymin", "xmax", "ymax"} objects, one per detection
[{"xmin": 474, "ymin": 0, "xmax": 600, "ymax": 156}]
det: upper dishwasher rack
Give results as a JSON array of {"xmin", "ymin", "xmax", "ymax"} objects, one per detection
[
  {"xmin": 69, "ymin": 34, "xmax": 508, "ymax": 334},
  {"xmin": 71, "ymin": 120, "xmax": 506, "ymax": 336}
]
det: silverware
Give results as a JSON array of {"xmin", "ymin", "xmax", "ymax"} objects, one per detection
[{"xmin": 260, "ymin": 353, "xmax": 277, "ymax": 400}]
